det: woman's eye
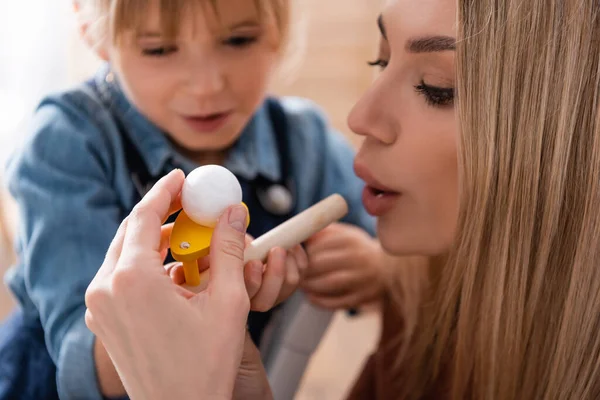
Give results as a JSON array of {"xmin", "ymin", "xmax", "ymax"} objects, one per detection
[
  {"xmin": 367, "ymin": 58, "xmax": 389, "ymax": 70},
  {"xmin": 222, "ymin": 36, "xmax": 258, "ymax": 48},
  {"xmin": 141, "ymin": 46, "xmax": 178, "ymax": 57},
  {"xmin": 415, "ymin": 81, "xmax": 455, "ymax": 107}
]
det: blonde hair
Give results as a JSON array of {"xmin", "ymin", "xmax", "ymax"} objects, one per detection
[
  {"xmin": 393, "ymin": 0, "xmax": 600, "ymax": 398},
  {"xmin": 76, "ymin": 0, "xmax": 291, "ymax": 49}
]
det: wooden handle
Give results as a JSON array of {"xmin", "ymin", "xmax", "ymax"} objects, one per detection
[
  {"xmin": 181, "ymin": 194, "xmax": 349, "ymax": 294},
  {"xmin": 243, "ymin": 194, "xmax": 348, "ymax": 263}
]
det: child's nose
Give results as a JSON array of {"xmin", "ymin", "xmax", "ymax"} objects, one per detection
[{"xmin": 186, "ymin": 60, "xmax": 226, "ymax": 96}]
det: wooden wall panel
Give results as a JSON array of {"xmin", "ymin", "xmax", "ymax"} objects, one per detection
[{"xmin": 273, "ymin": 0, "xmax": 381, "ymax": 147}]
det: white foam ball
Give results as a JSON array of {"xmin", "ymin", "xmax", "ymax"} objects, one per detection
[{"xmin": 181, "ymin": 165, "xmax": 242, "ymax": 227}]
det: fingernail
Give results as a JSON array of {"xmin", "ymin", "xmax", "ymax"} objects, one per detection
[{"xmin": 229, "ymin": 205, "xmax": 247, "ymax": 232}]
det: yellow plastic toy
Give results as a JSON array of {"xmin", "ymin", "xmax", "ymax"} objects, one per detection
[
  {"xmin": 169, "ymin": 165, "xmax": 249, "ymax": 287},
  {"xmin": 170, "ymin": 203, "xmax": 249, "ymax": 286}
]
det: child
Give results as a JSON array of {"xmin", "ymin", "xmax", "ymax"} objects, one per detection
[{"xmin": 0, "ymin": 0, "xmax": 382, "ymax": 399}]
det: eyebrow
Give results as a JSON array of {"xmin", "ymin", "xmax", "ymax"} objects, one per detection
[
  {"xmin": 228, "ymin": 19, "xmax": 261, "ymax": 30},
  {"xmin": 407, "ymin": 36, "xmax": 456, "ymax": 53},
  {"xmin": 377, "ymin": 14, "xmax": 455, "ymax": 53},
  {"xmin": 137, "ymin": 32, "xmax": 162, "ymax": 39},
  {"xmin": 136, "ymin": 19, "xmax": 260, "ymax": 39}
]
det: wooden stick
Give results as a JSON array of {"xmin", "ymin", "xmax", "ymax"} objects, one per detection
[
  {"xmin": 243, "ymin": 194, "xmax": 348, "ymax": 263},
  {"xmin": 182, "ymin": 194, "xmax": 348, "ymax": 293}
]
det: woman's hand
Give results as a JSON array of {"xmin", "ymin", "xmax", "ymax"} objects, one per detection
[
  {"xmin": 85, "ymin": 170, "xmax": 258, "ymax": 400},
  {"xmin": 166, "ymin": 239, "xmax": 308, "ymax": 311}
]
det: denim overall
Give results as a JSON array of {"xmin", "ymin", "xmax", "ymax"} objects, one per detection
[{"xmin": 0, "ymin": 92, "xmax": 296, "ymax": 400}]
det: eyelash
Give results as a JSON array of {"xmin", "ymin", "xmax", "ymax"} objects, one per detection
[
  {"xmin": 415, "ymin": 81, "xmax": 455, "ymax": 107},
  {"xmin": 142, "ymin": 46, "xmax": 178, "ymax": 57},
  {"xmin": 222, "ymin": 36, "xmax": 259, "ymax": 48},
  {"xmin": 142, "ymin": 36, "xmax": 258, "ymax": 57},
  {"xmin": 367, "ymin": 58, "xmax": 388, "ymax": 69},
  {"xmin": 367, "ymin": 60, "xmax": 454, "ymax": 108}
]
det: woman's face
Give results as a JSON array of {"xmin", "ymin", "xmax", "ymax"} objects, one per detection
[{"xmin": 350, "ymin": 0, "xmax": 458, "ymax": 256}]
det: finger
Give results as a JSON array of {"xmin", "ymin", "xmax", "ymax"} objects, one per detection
[
  {"xmin": 251, "ymin": 247, "xmax": 286, "ymax": 312},
  {"xmin": 160, "ymin": 249, "xmax": 169, "ymax": 263},
  {"xmin": 170, "ymin": 267, "xmax": 185, "ymax": 285},
  {"xmin": 291, "ymin": 245, "xmax": 309, "ymax": 278},
  {"xmin": 163, "ymin": 193, "xmax": 183, "ymax": 224},
  {"xmin": 245, "ymin": 234, "xmax": 255, "ymax": 246},
  {"xmin": 304, "ymin": 249, "xmax": 354, "ymax": 279},
  {"xmin": 305, "ymin": 224, "xmax": 363, "ymax": 255},
  {"xmin": 94, "ymin": 218, "xmax": 129, "ymax": 280},
  {"xmin": 167, "ymin": 259, "xmax": 210, "ymax": 286},
  {"xmin": 208, "ymin": 205, "xmax": 248, "ymax": 295},
  {"xmin": 122, "ymin": 169, "xmax": 185, "ymax": 256},
  {"xmin": 304, "ymin": 224, "xmax": 338, "ymax": 247},
  {"xmin": 105, "ymin": 218, "xmax": 129, "ymax": 268},
  {"xmin": 276, "ymin": 251, "xmax": 300, "ymax": 304},
  {"xmin": 285, "ymin": 252, "xmax": 300, "ymax": 288},
  {"xmin": 164, "ymin": 261, "xmax": 181, "ymax": 274},
  {"xmin": 244, "ymin": 260, "xmax": 263, "ymax": 299},
  {"xmin": 301, "ymin": 270, "xmax": 362, "ymax": 296},
  {"xmin": 159, "ymin": 223, "xmax": 174, "ymax": 253}
]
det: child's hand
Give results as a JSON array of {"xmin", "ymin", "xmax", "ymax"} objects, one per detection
[
  {"xmin": 166, "ymin": 238, "xmax": 308, "ymax": 312},
  {"xmin": 301, "ymin": 223, "xmax": 385, "ymax": 310}
]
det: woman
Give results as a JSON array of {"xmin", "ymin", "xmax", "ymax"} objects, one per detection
[{"xmin": 85, "ymin": 0, "xmax": 600, "ymax": 398}]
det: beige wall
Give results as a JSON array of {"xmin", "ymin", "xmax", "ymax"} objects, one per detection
[{"xmin": 273, "ymin": 0, "xmax": 380, "ymax": 147}]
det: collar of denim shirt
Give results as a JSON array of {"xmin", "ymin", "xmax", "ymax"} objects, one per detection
[{"xmin": 93, "ymin": 63, "xmax": 282, "ymax": 182}]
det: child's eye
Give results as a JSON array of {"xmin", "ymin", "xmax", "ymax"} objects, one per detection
[
  {"xmin": 415, "ymin": 81, "xmax": 455, "ymax": 108},
  {"xmin": 367, "ymin": 58, "xmax": 389, "ymax": 70},
  {"xmin": 141, "ymin": 46, "xmax": 178, "ymax": 57},
  {"xmin": 222, "ymin": 36, "xmax": 258, "ymax": 48}
]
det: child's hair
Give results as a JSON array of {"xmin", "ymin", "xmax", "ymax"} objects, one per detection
[
  {"xmin": 76, "ymin": 0, "xmax": 291, "ymax": 50},
  {"xmin": 75, "ymin": 0, "xmax": 304, "ymax": 84},
  {"xmin": 391, "ymin": 0, "xmax": 600, "ymax": 399}
]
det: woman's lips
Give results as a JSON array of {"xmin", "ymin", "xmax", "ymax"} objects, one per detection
[
  {"xmin": 182, "ymin": 111, "xmax": 232, "ymax": 133},
  {"xmin": 354, "ymin": 161, "xmax": 401, "ymax": 216},
  {"xmin": 361, "ymin": 185, "xmax": 401, "ymax": 216}
]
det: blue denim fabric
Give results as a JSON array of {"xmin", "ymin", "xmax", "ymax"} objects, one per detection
[{"xmin": 2, "ymin": 63, "xmax": 375, "ymax": 399}]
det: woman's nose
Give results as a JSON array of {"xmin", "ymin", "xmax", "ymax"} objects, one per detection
[{"xmin": 347, "ymin": 77, "xmax": 396, "ymax": 145}]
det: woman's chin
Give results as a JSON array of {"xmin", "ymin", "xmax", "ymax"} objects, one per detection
[
  {"xmin": 376, "ymin": 223, "xmax": 413, "ymax": 256},
  {"xmin": 376, "ymin": 222, "xmax": 450, "ymax": 257}
]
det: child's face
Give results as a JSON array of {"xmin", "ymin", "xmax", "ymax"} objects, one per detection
[{"xmin": 103, "ymin": 1, "xmax": 281, "ymax": 154}]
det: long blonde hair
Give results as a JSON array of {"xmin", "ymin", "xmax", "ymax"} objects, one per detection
[{"xmin": 395, "ymin": 0, "xmax": 600, "ymax": 398}]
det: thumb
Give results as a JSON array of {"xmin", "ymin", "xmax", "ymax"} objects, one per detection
[{"xmin": 208, "ymin": 205, "xmax": 249, "ymax": 295}]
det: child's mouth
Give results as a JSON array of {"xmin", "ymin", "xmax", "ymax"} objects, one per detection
[{"xmin": 182, "ymin": 111, "xmax": 232, "ymax": 133}]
